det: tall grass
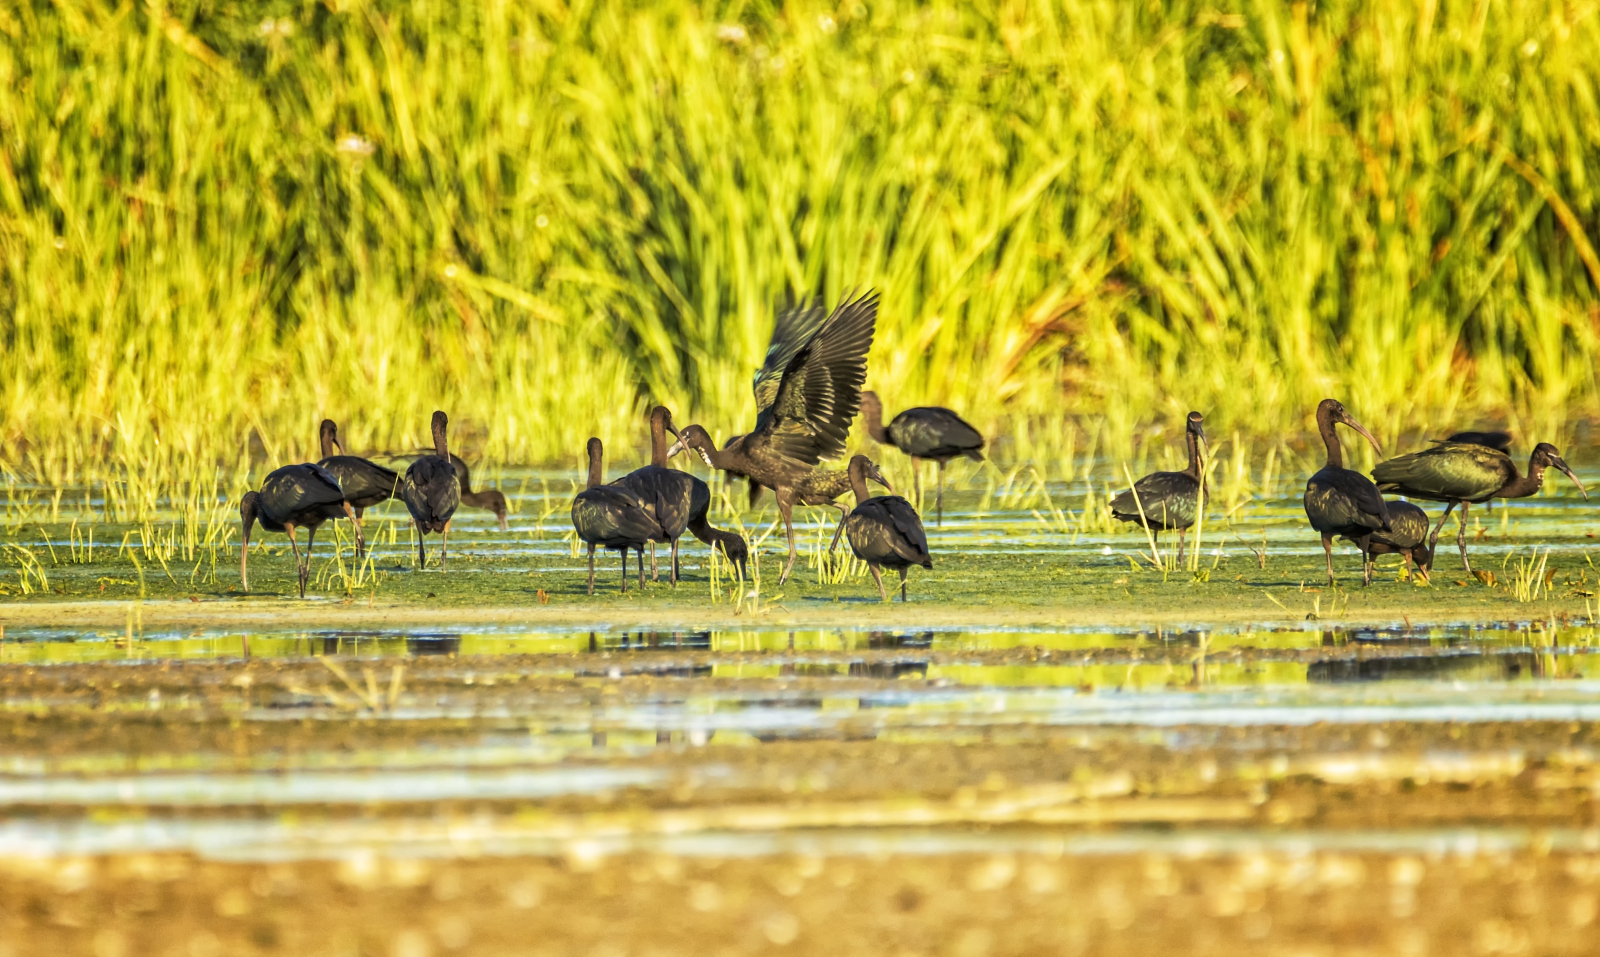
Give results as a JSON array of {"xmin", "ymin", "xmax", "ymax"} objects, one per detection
[{"xmin": 3, "ymin": 0, "xmax": 1599, "ymax": 488}]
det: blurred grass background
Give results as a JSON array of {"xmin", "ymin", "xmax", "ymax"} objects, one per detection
[{"xmin": 3, "ymin": 0, "xmax": 1600, "ymax": 484}]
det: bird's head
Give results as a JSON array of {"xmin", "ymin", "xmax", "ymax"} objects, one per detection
[
  {"xmin": 666, "ymin": 424, "xmax": 715, "ymax": 465},
  {"xmin": 319, "ymin": 419, "xmax": 344, "ymax": 457},
  {"xmin": 1532, "ymin": 443, "xmax": 1587, "ymax": 499},
  {"xmin": 1185, "ymin": 411, "xmax": 1207, "ymax": 447},
  {"xmin": 848, "ymin": 454, "xmax": 891, "ymax": 492},
  {"xmin": 585, "ymin": 436, "xmax": 603, "ymax": 463},
  {"xmin": 1318, "ymin": 398, "xmax": 1383, "ymax": 457}
]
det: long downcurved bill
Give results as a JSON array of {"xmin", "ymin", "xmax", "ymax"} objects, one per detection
[
  {"xmin": 1340, "ymin": 415, "xmax": 1384, "ymax": 457},
  {"xmin": 1554, "ymin": 458, "xmax": 1589, "ymax": 499}
]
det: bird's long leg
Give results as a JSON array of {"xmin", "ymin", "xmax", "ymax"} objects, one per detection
[
  {"xmin": 911, "ymin": 458, "xmax": 922, "ymax": 511},
  {"xmin": 1457, "ymin": 502, "xmax": 1472, "ymax": 573},
  {"xmin": 441, "ymin": 520, "xmax": 451, "ymax": 573},
  {"xmin": 1177, "ymin": 527, "xmax": 1188, "ymax": 567},
  {"xmin": 1321, "ymin": 532, "xmax": 1335, "ymax": 586},
  {"xmin": 670, "ymin": 538, "xmax": 679, "ymax": 587},
  {"xmin": 870, "ymin": 564, "xmax": 886, "ymax": 602},
  {"xmin": 619, "ymin": 547, "xmax": 628, "ymax": 593},
  {"xmin": 1428, "ymin": 502, "xmax": 1456, "ymax": 553},
  {"xmin": 414, "ymin": 521, "xmax": 426, "ymax": 570},
  {"xmin": 286, "ymin": 525, "xmax": 304, "ymax": 598},
  {"xmin": 777, "ymin": 494, "xmax": 798, "ymax": 585},
  {"xmin": 637, "ymin": 547, "xmax": 646, "ymax": 590},
  {"xmin": 649, "ymin": 542, "xmax": 658, "ymax": 583},
  {"xmin": 587, "ymin": 544, "xmax": 596, "ymax": 596},
  {"xmin": 936, "ymin": 460, "xmax": 945, "ymax": 527},
  {"xmin": 1356, "ymin": 534, "xmax": 1373, "ymax": 586},
  {"xmin": 827, "ymin": 505, "xmax": 849, "ymax": 556},
  {"xmin": 305, "ymin": 525, "xmax": 318, "ymax": 596},
  {"xmin": 899, "ymin": 567, "xmax": 909, "ymax": 602},
  {"xmin": 344, "ymin": 502, "xmax": 365, "ymax": 560}
]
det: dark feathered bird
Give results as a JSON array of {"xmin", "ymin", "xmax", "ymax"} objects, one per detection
[
  {"xmin": 1344, "ymin": 500, "xmax": 1434, "ymax": 582},
  {"xmin": 843, "ymin": 454, "xmax": 932, "ymax": 602},
  {"xmin": 613, "ymin": 406, "xmax": 746, "ymax": 584},
  {"xmin": 449, "ymin": 454, "xmax": 509, "ymax": 531},
  {"xmin": 240, "ymin": 463, "xmax": 361, "ymax": 598},
  {"xmin": 400, "ymin": 411, "xmax": 462, "ymax": 571},
  {"xmin": 314, "ymin": 419, "xmax": 399, "ymax": 557},
  {"xmin": 1111, "ymin": 411, "xmax": 1208, "ymax": 563},
  {"xmin": 668, "ymin": 292, "xmax": 878, "ymax": 584},
  {"xmin": 746, "ymin": 464, "xmax": 893, "ymax": 556},
  {"xmin": 571, "ymin": 437, "xmax": 664, "ymax": 594},
  {"xmin": 1303, "ymin": 398, "xmax": 1389, "ymax": 586},
  {"xmin": 859, "ymin": 391, "xmax": 984, "ymax": 526},
  {"xmin": 1373, "ymin": 441, "xmax": 1587, "ymax": 573}
]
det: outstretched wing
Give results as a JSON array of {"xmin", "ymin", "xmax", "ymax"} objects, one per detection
[
  {"xmin": 752, "ymin": 295, "xmax": 830, "ymax": 428},
  {"xmin": 754, "ymin": 290, "xmax": 879, "ymax": 465}
]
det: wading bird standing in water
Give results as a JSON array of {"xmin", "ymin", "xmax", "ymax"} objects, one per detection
[
  {"xmin": 669, "ymin": 291, "xmax": 878, "ymax": 585},
  {"xmin": 859, "ymin": 392, "xmax": 984, "ymax": 527},
  {"xmin": 614, "ymin": 406, "xmax": 747, "ymax": 583},
  {"xmin": 842, "ymin": 455, "xmax": 931, "ymax": 602},
  {"xmin": 571, "ymin": 437, "xmax": 662, "ymax": 594},
  {"xmin": 1110, "ymin": 411, "xmax": 1207, "ymax": 564},
  {"xmin": 1303, "ymin": 399, "xmax": 1389, "ymax": 586},
  {"xmin": 1345, "ymin": 500, "xmax": 1434, "ymax": 583},
  {"xmin": 449, "ymin": 455, "xmax": 510, "ymax": 531},
  {"xmin": 400, "ymin": 411, "xmax": 461, "ymax": 571},
  {"xmin": 315, "ymin": 419, "xmax": 398, "ymax": 557},
  {"xmin": 1373, "ymin": 441, "xmax": 1586, "ymax": 573},
  {"xmin": 240, "ymin": 463, "xmax": 362, "ymax": 598}
]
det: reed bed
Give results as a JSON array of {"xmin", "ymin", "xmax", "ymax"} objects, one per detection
[{"xmin": 3, "ymin": 0, "xmax": 1599, "ymax": 501}]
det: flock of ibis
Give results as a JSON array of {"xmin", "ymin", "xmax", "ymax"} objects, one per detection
[{"xmin": 237, "ymin": 290, "xmax": 1587, "ymax": 600}]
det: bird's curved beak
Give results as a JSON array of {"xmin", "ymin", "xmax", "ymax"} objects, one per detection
[
  {"xmin": 872, "ymin": 468, "xmax": 894, "ymax": 493},
  {"xmin": 1553, "ymin": 457, "xmax": 1588, "ymax": 499},
  {"xmin": 1341, "ymin": 413, "xmax": 1384, "ymax": 457},
  {"xmin": 333, "ymin": 437, "xmax": 346, "ymax": 456}
]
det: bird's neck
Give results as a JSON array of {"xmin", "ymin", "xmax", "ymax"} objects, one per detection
[
  {"xmin": 863, "ymin": 401, "xmax": 889, "ymax": 444},
  {"xmin": 455, "ymin": 460, "xmax": 473, "ymax": 492},
  {"xmin": 848, "ymin": 464, "xmax": 870, "ymax": 505},
  {"xmin": 587, "ymin": 453, "xmax": 603, "ymax": 489},
  {"xmin": 650, "ymin": 417, "xmax": 669, "ymax": 468},
  {"xmin": 320, "ymin": 432, "xmax": 334, "ymax": 459},
  {"xmin": 1499, "ymin": 462, "xmax": 1541, "ymax": 498},
  {"xmin": 432, "ymin": 424, "xmax": 449, "ymax": 460},
  {"xmin": 1184, "ymin": 432, "xmax": 1202, "ymax": 478},
  {"xmin": 1318, "ymin": 413, "xmax": 1344, "ymax": 470}
]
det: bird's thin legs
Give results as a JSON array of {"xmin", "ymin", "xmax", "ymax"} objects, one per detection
[
  {"xmin": 1456, "ymin": 503, "xmax": 1472, "ymax": 573},
  {"xmin": 619, "ymin": 547, "xmax": 628, "ymax": 593},
  {"xmin": 1321, "ymin": 532, "xmax": 1335, "ymax": 585},
  {"xmin": 414, "ymin": 521, "xmax": 426, "ymax": 570},
  {"xmin": 935, "ymin": 461, "xmax": 945, "ymax": 527},
  {"xmin": 1354, "ymin": 533, "xmax": 1373, "ymax": 586},
  {"xmin": 777, "ymin": 501, "xmax": 798, "ymax": 585},
  {"xmin": 636, "ymin": 547, "xmax": 646, "ymax": 590},
  {"xmin": 587, "ymin": 544, "xmax": 596, "ymax": 596},
  {"xmin": 440, "ymin": 520, "xmax": 451, "ymax": 572},
  {"xmin": 1176, "ymin": 527, "xmax": 1188, "ymax": 566},
  {"xmin": 1428, "ymin": 502, "xmax": 1457, "ymax": 554},
  {"xmin": 305, "ymin": 526, "xmax": 318, "ymax": 595},
  {"xmin": 911, "ymin": 458, "xmax": 922, "ymax": 510},
  {"xmin": 670, "ymin": 539, "xmax": 679, "ymax": 586},
  {"xmin": 899, "ymin": 567, "xmax": 909, "ymax": 602},
  {"xmin": 649, "ymin": 543, "xmax": 658, "ymax": 583},
  {"xmin": 343, "ymin": 502, "xmax": 365, "ymax": 559},
  {"xmin": 286, "ymin": 525, "xmax": 305, "ymax": 598},
  {"xmin": 827, "ymin": 505, "xmax": 849, "ymax": 557},
  {"xmin": 869, "ymin": 564, "xmax": 886, "ymax": 602}
]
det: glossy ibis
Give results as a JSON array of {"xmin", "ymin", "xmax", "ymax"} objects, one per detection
[
  {"xmin": 400, "ymin": 411, "xmax": 462, "ymax": 571},
  {"xmin": 1110, "ymin": 411, "xmax": 1208, "ymax": 563},
  {"xmin": 1345, "ymin": 500, "xmax": 1434, "ymax": 582},
  {"xmin": 1303, "ymin": 399, "xmax": 1389, "ymax": 586},
  {"xmin": 668, "ymin": 291, "xmax": 878, "ymax": 585},
  {"xmin": 614, "ymin": 406, "xmax": 747, "ymax": 584},
  {"xmin": 315, "ymin": 419, "xmax": 399, "ymax": 557},
  {"xmin": 748, "ymin": 464, "xmax": 894, "ymax": 556},
  {"xmin": 842, "ymin": 455, "xmax": 932, "ymax": 602},
  {"xmin": 571, "ymin": 437, "xmax": 663, "ymax": 594},
  {"xmin": 859, "ymin": 391, "xmax": 984, "ymax": 526},
  {"xmin": 240, "ymin": 463, "xmax": 362, "ymax": 598},
  {"xmin": 1373, "ymin": 441, "xmax": 1587, "ymax": 573},
  {"xmin": 449, "ymin": 455, "xmax": 510, "ymax": 531}
]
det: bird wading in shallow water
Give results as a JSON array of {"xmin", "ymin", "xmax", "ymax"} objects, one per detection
[
  {"xmin": 571, "ymin": 437, "xmax": 663, "ymax": 594},
  {"xmin": 315, "ymin": 419, "xmax": 398, "ymax": 557},
  {"xmin": 449, "ymin": 454, "xmax": 510, "ymax": 531},
  {"xmin": 240, "ymin": 463, "xmax": 362, "ymax": 598},
  {"xmin": 1373, "ymin": 441, "xmax": 1587, "ymax": 573},
  {"xmin": 1345, "ymin": 500, "xmax": 1434, "ymax": 583},
  {"xmin": 669, "ymin": 291, "xmax": 878, "ymax": 585},
  {"xmin": 400, "ymin": 411, "xmax": 462, "ymax": 571},
  {"xmin": 1302, "ymin": 399, "xmax": 1389, "ymax": 586},
  {"xmin": 614, "ymin": 406, "xmax": 746, "ymax": 584},
  {"xmin": 1111, "ymin": 411, "xmax": 1208, "ymax": 564},
  {"xmin": 842, "ymin": 454, "xmax": 931, "ymax": 602},
  {"xmin": 859, "ymin": 391, "xmax": 984, "ymax": 527}
]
